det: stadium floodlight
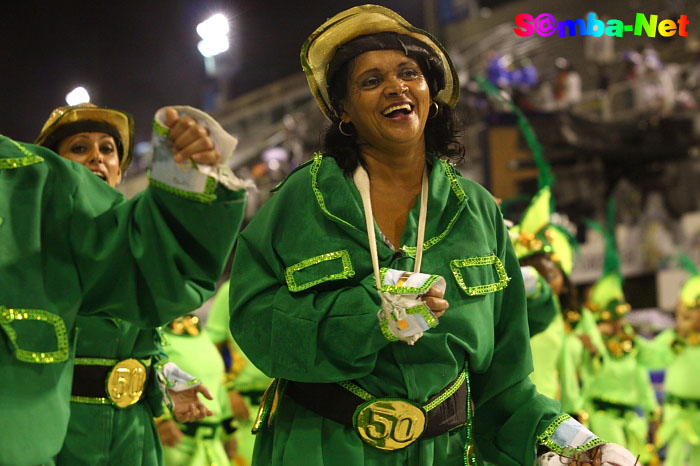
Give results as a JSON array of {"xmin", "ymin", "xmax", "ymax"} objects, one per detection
[
  {"xmin": 65, "ymin": 86, "xmax": 90, "ymax": 106},
  {"xmin": 197, "ymin": 14, "xmax": 230, "ymax": 58}
]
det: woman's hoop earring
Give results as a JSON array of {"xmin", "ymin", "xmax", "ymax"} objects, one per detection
[
  {"xmin": 429, "ymin": 102, "xmax": 439, "ymax": 119},
  {"xmin": 338, "ymin": 120, "xmax": 354, "ymax": 137}
]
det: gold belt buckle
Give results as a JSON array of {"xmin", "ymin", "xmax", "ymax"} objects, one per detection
[
  {"xmin": 107, "ymin": 358, "xmax": 147, "ymax": 408},
  {"xmin": 353, "ymin": 398, "xmax": 426, "ymax": 451}
]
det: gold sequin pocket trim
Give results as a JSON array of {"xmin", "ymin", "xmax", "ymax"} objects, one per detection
[
  {"xmin": 285, "ymin": 250, "xmax": 355, "ymax": 292},
  {"xmin": 450, "ymin": 254, "xmax": 510, "ymax": 296}
]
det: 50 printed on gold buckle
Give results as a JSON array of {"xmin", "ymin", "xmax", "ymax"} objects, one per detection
[
  {"xmin": 353, "ymin": 399, "xmax": 426, "ymax": 450},
  {"xmin": 107, "ymin": 358, "xmax": 147, "ymax": 408}
]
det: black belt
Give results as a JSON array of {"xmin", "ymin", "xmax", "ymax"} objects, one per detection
[
  {"xmin": 181, "ymin": 417, "xmax": 237, "ymax": 439},
  {"xmin": 665, "ymin": 393, "xmax": 700, "ymax": 409},
  {"xmin": 285, "ymin": 372, "xmax": 467, "ymax": 444},
  {"xmin": 72, "ymin": 363, "xmax": 113, "ymax": 398}
]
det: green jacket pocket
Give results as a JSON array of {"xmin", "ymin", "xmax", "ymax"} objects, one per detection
[
  {"xmin": 450, "ymin": 254, "xmax": 510, "ymax": 296},
  {"xmin": 0, "ymin": 307, "xmax": 69, "ymax": 363},
  {"xmin": 285, "ymin": 250, "xmax": 355, "ymax": 292}
]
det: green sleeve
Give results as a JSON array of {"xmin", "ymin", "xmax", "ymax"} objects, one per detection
[
  {"xmin": 228, "ymin": 188, "xmax": 393, "ymax": 383},
  {"xmin": 70, "ymin": 167, "xmax": 246, "ymax": 327},
  {"xmin": 470, "ymin": 208, "xmax": 561, "ymax": 466}
]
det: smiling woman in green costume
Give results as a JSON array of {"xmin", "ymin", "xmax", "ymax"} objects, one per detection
[
  {"xmin": 0, "ymin": 97, "xmax": 248, "ymax": 465},
  {"xmin": 228, "ymin": 5, "xmax": 638, "ymax": 466},
  {"xmin": 32, "ymin": 103, "xmax": 247, "ymax": 466}
]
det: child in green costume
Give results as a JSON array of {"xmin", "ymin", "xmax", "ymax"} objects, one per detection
[
  {"xmin": 578, "ymin": 211, "xmax": 659, "ymax": 465},
  {"xmin": 509, "ymin": 186, "xmax": 581, "ymax": 406},
  {"xmin": 208, "ymin": 281, "xmax": 272, "ymax": 465},
  {"xmin": 643, "ymin": 254, "xmax": 700, "ymax": 466},
  {"xmin": 158, "ymin": 315, "xmax": 238, "ymax": 466}
]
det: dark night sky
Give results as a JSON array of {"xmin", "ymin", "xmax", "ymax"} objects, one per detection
[{"xmin": 2, "ymin": 0, "xmax": 421, "ymax": 144}]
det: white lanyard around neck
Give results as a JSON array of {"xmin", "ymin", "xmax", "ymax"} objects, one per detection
[{"xmin": 353, "ymin": 164, "xmax": 429, "ymax": 290}]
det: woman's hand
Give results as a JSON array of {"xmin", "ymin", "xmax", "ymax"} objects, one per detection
[
  {"xmin": 169, "ymin": 384, "xmax": 214, "ymax": 423},
  {"xmin": 163, "ymin": 107, "xmax": 220, "ymax": 165},
  {"xmin": 422, "ymin": 286, "xmax": 449, "ymax": 318},
  {"xmin": 156, "ymin": 419, "xmax": 183, "ymax": 447}
]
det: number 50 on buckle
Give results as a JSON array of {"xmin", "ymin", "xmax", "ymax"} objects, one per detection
[
  {"xmin": 107, "ymin": 358, "xmax": 147, "ymax": 408},
  {"xmin": 353, "ymin": 398, "xmax": 426, "ymax": 450}
]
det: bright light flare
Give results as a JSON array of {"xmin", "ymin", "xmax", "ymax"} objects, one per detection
[
  {"xmin": 197, "ymin": 14, "xmax": 229, "ymax": 40},
  {"xmin": 66, "ymin": 86, "xmax": 90, "ymax": 105},
  {"xmin": 197, "ymin": 37, "xmax": 230, "ymax": 57}
]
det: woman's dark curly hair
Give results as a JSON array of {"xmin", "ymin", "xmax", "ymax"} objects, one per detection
[{"xmin": 320, "ymin": 34, "xmax": 465, "ymax": 176}]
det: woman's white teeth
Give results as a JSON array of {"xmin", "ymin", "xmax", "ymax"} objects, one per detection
[{"xmin": 382, "ymin": 104, "xmax": 412, "ymax": 116}]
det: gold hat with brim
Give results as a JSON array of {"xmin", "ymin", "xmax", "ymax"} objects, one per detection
[
  {"xmin": 301, "ymin": 4, "xmax": 459, "ymax": 121},
  {"xmin": 35, "ymin": 103, "xmax": 135, "ymax": 171}
]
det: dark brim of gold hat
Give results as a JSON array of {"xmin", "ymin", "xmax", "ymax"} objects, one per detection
[
  {"xmin": 35, "ymin": 104, "xmax": 135, "ymax": 171},
  {"xmin": 301, "ymin": 4, "xmax": 459, "ymax": 121}
]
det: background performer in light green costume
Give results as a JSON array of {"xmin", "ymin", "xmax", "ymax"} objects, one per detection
[
  {"xmin": 0, "ymin": 101, "xmax": 246, "ymax": 465},
  {"xmin": 509, "ymin": 186, "xmax": 581, "ymax": 409},
  {"xmin": 208, "ymin": 280, "xmax": 272, "ymax": 465},
  {"xmin": 228, "ymin": 5, "xmax": 638, "ymax": 466},
  {"xmin": 31, "ymin": 103, "xmax": 245, "ymax": 466},
  {"xmin": 642, "ymin": 254, "xmax": 700, "ymax": 466},
  {"xmin": 578, "ymin": 205, "xmax": 659, "ymax": 465},
  {"xmin": 158, "ymin": 315, "xmax": 238, "ymax": 466}
]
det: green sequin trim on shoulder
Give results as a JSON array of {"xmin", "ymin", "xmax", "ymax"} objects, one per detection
[
  {"xmin": 0, "ymin": 307, "xmax": 69, "ymax": 364},
  {"xmin": 285, "ymin": 249, "xmax": 355, "ymax": 292},
  {"xmin": 450, "ymin": 254, "xmax": 511, "ymax": 296},
  {"xmin": 378, "ymin": 268, "xmax": 441, "ymax": 294},
  {"xmin": 401, "ymin": 160, "xmax": 467, "ymax": 257},
  {"xmin": 310, "ymin": 153, "xmax": 360, "ymax": 232},
  {"xmin": 0, "ymin": 139, "xmax": 44, "ymax": 169},
  {"xmin": 148, "ymin": 175, "xmax": 217, "ymax": 204},
  {"xmin": 536, "ymin": 414, "xmax": 605, "ymax": 455}
]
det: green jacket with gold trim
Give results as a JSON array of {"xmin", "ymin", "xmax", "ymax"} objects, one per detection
[
  {"xmin": 229, "ymin": 153, "xmax": 566, "ymax": 466},
  {"xmin": 0, "ymin": 135, "xmax": 245, "ymax": 466}
]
